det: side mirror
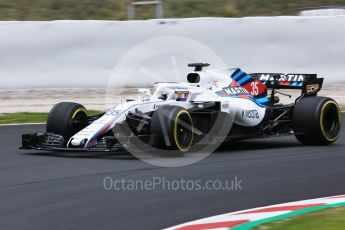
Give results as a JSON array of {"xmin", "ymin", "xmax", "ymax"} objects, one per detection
[
  {"xmin": 273, "ymin": 96, "xmax": 280, "ymax": 104},
  {"xmin": 158, "ymin": 93, "xmax": 168, "ymax": 100}
]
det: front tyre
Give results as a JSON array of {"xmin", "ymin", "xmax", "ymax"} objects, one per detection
[
  {"xmin": 293, "ymin": 97, "xmax": 342, "ymax": 145},
  {"xmin": 46, "ymin": 102, "xmax": 88, "ymax": 143},
  {"xmin": 149, "ymin": 106, "xmax": 194, "ymax": 152}
]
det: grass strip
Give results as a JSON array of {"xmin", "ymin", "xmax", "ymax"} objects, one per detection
[{"xmin": 0, "ymin": 110, "xmax": 103, "ymax": 125}]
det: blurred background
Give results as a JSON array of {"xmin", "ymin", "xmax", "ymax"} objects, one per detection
[
  {"xmin": 1, "ymin": 0, "xmax": 345, "ymax": 120},
  {"xmin": 0, "ymin": 0, "xmax": 345, "ymax": 20}
]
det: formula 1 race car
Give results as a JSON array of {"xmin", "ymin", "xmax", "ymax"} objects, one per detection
[{"xmin": 21, "ymin": 63, "xmax": 342, "ymax": 153}]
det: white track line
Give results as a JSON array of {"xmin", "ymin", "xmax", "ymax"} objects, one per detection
[{"xmin": 0, "ymin": 122, "xmax": 45, "ymax": 127}]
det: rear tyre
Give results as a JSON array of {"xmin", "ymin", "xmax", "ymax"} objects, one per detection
[
  {"xmin": 46, "ymin": 102, "xmax": 88, "ymax": 143},
  {"xmin": 149, "ymin": 106, "xmax": 194, "ymax": 152},
  {"xmin": 293, "ymin": 97, "xmax": 342, "ymax": 145}
]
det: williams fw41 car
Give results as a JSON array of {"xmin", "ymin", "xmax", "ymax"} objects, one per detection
[{"xmin": 21, "ymin": 63, "xmax": 342, "ymax": 154}]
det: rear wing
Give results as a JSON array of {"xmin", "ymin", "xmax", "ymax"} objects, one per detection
[{"xmin": 250, "ymin": 73, "xmax": 324, "ymax": 95}]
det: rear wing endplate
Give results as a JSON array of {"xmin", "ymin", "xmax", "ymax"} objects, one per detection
[{"xmin": 250, "ymin": 73, "xmax": 324, "ymax": 95}]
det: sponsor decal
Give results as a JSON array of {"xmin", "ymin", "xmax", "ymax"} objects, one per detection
[
  {"xmin": 221, "ymin": 103, "xmax": 230, "ymax": 110},
  {"xmin": 106, "ymin": 109, "xmax": 122, "ymax": 116},
  {"xmin": 212, "ymin": 81, "xmax": 219, "ymax": 87},
  {"xmin": 154, "ymin": 104, "xmax": 163, "ymax": 109},
  {"xmin": 306, "ymin": 84, "xmax": 320, "ymax": 94},
  {"xmin": 223, "ymin": 87, "xmax": 249, "ymax": 96},
  {"xmin": 259, "ymin": 74, "xmax": 304, "ymax": 82},
  {"xmin": 242, "ymin": 109, "xmax": 259, "ymax": 119}
]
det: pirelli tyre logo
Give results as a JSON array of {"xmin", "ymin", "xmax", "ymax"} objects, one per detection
[{"xmin": 306, "ymin": 84, "xmax": 320, "ymax": 95}]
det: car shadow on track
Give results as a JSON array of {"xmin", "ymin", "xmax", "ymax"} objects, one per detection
[
  {"xmin": 23, "ymin": 150, "xmax": 137, "ymax": 159},
  {"xmin": 214, "ymin": 138, "xmax": 302, "ymax": 154}
]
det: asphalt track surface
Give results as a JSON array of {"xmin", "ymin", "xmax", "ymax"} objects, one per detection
[{"xmin": 1, "ymin": 115, "xmax": 345, "ymax": 230}]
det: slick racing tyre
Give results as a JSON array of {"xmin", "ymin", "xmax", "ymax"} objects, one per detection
[
  {"xmin": 46, "ymin": 102, "xmax": 88, "ymax": 143},
  {"xmin": 293, "ymin": 96, "xmax": 342, "ymax": 145},
  {"xmin": 149, "ymin": 106, "xmax": 194, "ymax": 152}
]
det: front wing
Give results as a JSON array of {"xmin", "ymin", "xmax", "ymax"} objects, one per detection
[{"xmin": 20, "ymin": 133, "xmax": 126, "ymax": 152}]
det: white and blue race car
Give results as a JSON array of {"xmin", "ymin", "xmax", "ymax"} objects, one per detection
[{"xmin": 21, "ymin": 63, "xmax": 342, "ymax": 153}]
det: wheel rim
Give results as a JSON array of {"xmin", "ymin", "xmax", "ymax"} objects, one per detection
[
  {"xmin": 70, "ymin": 109, "xmax": 88, "ymax": 136},
  {"xmin": 321, "ymin": 101, "xmax": 341, "ymax": 141},
  {"xmin": 174, "ymin": 110, "xmax": 193, "ymax": 152}
]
